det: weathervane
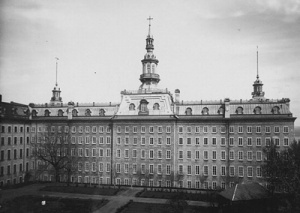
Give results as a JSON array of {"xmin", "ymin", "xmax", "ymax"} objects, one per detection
[
  {"xmin": 55, "ymin": 57, "xmax": 59, "ymax": 86},
  {"xmin": 147, "ymin": 16, "xmax": 153, "ymax": 36}
]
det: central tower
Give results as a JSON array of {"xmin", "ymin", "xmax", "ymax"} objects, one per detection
[{"xmin": 139, "ymin": 16, "xmax": 160, "ymax": 90}]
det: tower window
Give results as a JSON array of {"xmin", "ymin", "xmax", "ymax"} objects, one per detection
[
  {"xmin": 202, "ymin": 107, "xmax": 209, "ymax": 115},
  {"xmin": 99, "ymin": 109, "xmax": 105, "ymax": 116},
  {"xmin": 236, "ymin": 107, "xmax": 243, "ymax": 114},
  {"xmin": 129, "ymin": 103, "xmax": 135, "ymax": 111},
  {"xmin": 85, "ymin": 109, "xmax": 91, "ymax": 116},
  {"xmin": 185, "ymin": 108, "xmax": 192, "ymax": 115},
  {"xmin": 153, "ymin": 103, "xmax": 159, "ymax": 110},
  {"xmin": 57, "ymin": 109, "xmax": 64, "ymax": 117},
  {"xmin": 139, "ymin": 99, "xmax": 149, "ymax": 115},
  {"xmin": 147, "ymin": 63, "xmax": 151, "ymax": 73},
  {"xmin": 254, "ymin": 106, "xmax": 262, "ymax": 114},
  {"xmin": 152, "ymin": 64, "xmax": 155, "ymax": 73},
  {"xmin": 44, "ymin": 109, "xmax": 50, "ymax": 117},
  {"xmin": 272, "ymin": 106, "xmax": 280, "ymax": 114}
]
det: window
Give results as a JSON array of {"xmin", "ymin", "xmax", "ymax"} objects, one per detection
[
  {"xmin": 166, "ymin": 137, "xmax": 171, "ymax": 145},
  {"xmin": 274, "ymin": 138, "xmax": 280, "ymax": 146},
  {"xmin": 204, "ymin": 151, "xmax": 208, "ymax": 160},
  {"xmin": 106, "ymin": 149, "xmax": 111, "ymax": 157},
  {"xmin": 116, "ymin": 163, "xmax": 121, "ymax": 173},
  {"xmin": 178, "ymin": 165, "xmax": 183, "ymax": 174},
  {"xmin": 85, "ymin": 162, "xmax": 89, "ymax": 172},
  {"xmin": 256, "ymin": 167, "xmax": 262, "ymax": 177},
  {"xmin": 187, "ymin": 165, "xmax": 192, "ymax": 175},
  {"xmin": 236, "ymin": 107, "xmax": 243, "ymax": 114},
  {"xmin": 238, "ymin": 166, "xmax": 244, "ymax": 177},
  {"xmin": 141, "ymin": 126, "xmax": 145, "ymax": 133},
  {"xmin": 256, "ymin": 126, "xmax": 261, "ymax": 133},
  {"xmin": 203, "ymin": 126, "xmax": 208, "ymax": 133},
  {"xmin": 117, "ymin": 137, "xmax": 121, "ymax": 145},
  {"xmin": 106, "ymin": 126, "xmax": 110, "ymax": 133},
  {"xmin": 92, "ymin": 136, "xmax": 97, "ymax": 144},
  {"xmin": 178, "ymin": 138, "xmax": 183, "ymax": 145},
  {"xmin": 141, "ymin": 137, "xmax": 146, "ymax": 145},
  {"xmin": 202, "ymin": 107, "xmax": 209, "ymax": 115},
  {"xmin": 238, "ymin": 137, "xmax": 243, "ymax": 146},
  {"xmin": 149, "ymin": 137, "xmax": 154, "ymax": 145},
  {"xmin": 166, "ymin": 126, "xmax": 171, "ymax": 133},
  {"xmin": 284, "ymin": 138, "xmax": 289, "ymax": 146},
  {"xmin": 238, "ymin": 151, "xmax": 243, "ymax": 160},
  {"xmin": 157, "ymin": 126, "xmax": 162, "ymax": 133},
  {"xmin": 283, "ymin": 126, "xmax": 289, "ymax": 133},
  {"xmin": 229, "ymin": 126, "xmax": 234, "ymax": 133},
  {"xmin": 166, "ymin": 165, "xmax": 171, "ymax": 175},
  {"xmin": 212, "ymin": 138, "xmax": 217, "ymax": 145},
  {"xmin": 221, "ymin": 151, "xmax": 226, "ymax": 160},
  {"xmin": 247, "ymin": 151, "xmax": 253, "ymax": 161},
  {"xmin": 185, "ymin": 107, "xmax": 192, "ymax": 115},
  {"xmin": 85, "ymin": 136, "xmax": 90, "ymax": 144},
  {"xmin": 178, "ymin": 126, "xmax": 183, "ymax": 133},
  {"xmin": 238, "ymin": 126, "xmax": 243, "ymax": 133},
  {"xmin": 229, "ymin": 137, "xmax": 234, "ymax": 146},
  {"xmin": 247, "ymin": 137, "xmax": 252, "ymax": 146},
  {"xmin": 186, "ymin": 126, "xmax": 192, "ymax": 133},
  {"xmin": 157, "ymin": 137, "xmax": 162, "ymax": 145},
  {"xmin": 195, "ymin": 165, "xmax": 200, "ymax": 175},
  {"xmin": 212, "ymin": 151, "xmax": 216, "ymax": 160},
  {"xmin": 265, "ymin": 137, "xmax": 271, "ymax": 146},
  {"xmin": 85, "ymin": 149, "xmax": 89, "ymax": 157},
  {"xmin": 203, "ymin": 165, "xmax": 208, "ymax": 176},
  {"xmin": 229, "ymin": 166, "xmax": 235, "ymax": 176},
  {"xmin": 195, "ymin": 126, "xmax": 200, "ymax": 133},
  {"xmin": 256, "ymin": 137, "xmax": 261, "ymax": 146},
  {"xmin": 195, "ymin": 150, "xmax": 200, "ymax": 159},
  {"xmin": 149, "ymin": 164, "xmax": 154, "ymax": 174},
  {"xmin": 220, "ymin": 126, "xmax": 226, "ymax": 133},
  {"xmin": 116, "ymin": 149, "xmax": 121, "ymax": 158},
  {"xmin": 221, "ymin": 166, "xmax": 226, "ymax": 176},
  {"xmin": 132, "ymin": 164, "xmax": 137, "ymax": 174},
  {"xmin": 195, "ymin": 137, "xmax": 200, "ymax": 145},
  {"xmin": 106, "ymin": 137, "xmax": 111, "ymax": 144},
  {"xmin": 265, "ymin": 126, "xmax": 271, "ymax": 133},
  {"xmin": 221, "ymin": 137, "xmax": 226, "ymax": 146},
  {"xmin": 274, "ymin": 126, "xmax": 280, "ymax": 133},
  {"xmin": 247, "ymin": 126, "xmax": 252, "ymax": 133},
  {"xmin": 256, "ymin": 151, "xmax": 262, "ymax": 161},
  {"xmin": 247, "ymin": 166, "xmax": 253, "ymax": 177},
  {"xmin": 141, "ymin": 150, "xmax": 145, "ymax": 159},
  {"xmin": 166, "ymin": 150, "xmax": 171, "ymax": 159},
  {"xmin": 125, "ymin": 149, "xmax": 129, "ymax": 158},
  {"xmin": 187, "ymin": 138, "xmax": 192, "ymax": 145},
  {"xmin": 125, "ymin": 164, "xmax": 129, "ymax": 173},
  {"xmin": 125, "ymin": 126, "xmax": 129, "ymax": 133},
  {"xmin": 133, "ymin": 137, "xmax": 138, "ymax": 145},
  {"xmin": 149, "ymin": 150, "xmax": 154, "ymax": 159},
  {"xmin": 187, "ymin": 150, "xmax": 191, "ymax": 159},
  {"xmin": 149, "ymin": 126, "xmax": 154, "ymax": 133},
  {"xmin": 133, "ymin": 126, "xmax": 137, "ymax": 133},
  {"xmin": 212, "ymin": 126, "xmax": 217, "ymax": 133},
  {"xmin": 78, "ymin": 148, "xmax": 83, "ymax": 157},
  {"xmin": 203, "ymin": 137, "xmax": 208, "ymax": 145},
  {"xmin": 229, "ymin": 150, "xmax": 234, "ymax": 160},
  {"xmin": 157, "ymin": 150, "xmax": 162, "ymax": 159},
  {"xmin": 78, "ymin": 162, "xmax": 82, "ymax": 171},
  {"xmin": 179, "ymin": 150, "xmax": 183, "ymax": 159},
  {"xmin": 129, "ymin": 103, "xmax": 135, "ymax": 111},
  {"xmin": 157, "ymin": 164, "xmax": 162, "ymax": 174}
]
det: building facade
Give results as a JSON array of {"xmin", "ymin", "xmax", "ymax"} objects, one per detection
[{"xmin": 0, "ymin": 22, "xmax": 296, "ymax": 189}]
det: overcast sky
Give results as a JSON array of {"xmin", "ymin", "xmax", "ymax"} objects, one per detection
[{"xmin": 1, "ymin": 0, "xmax": 300, "ymax": 125}]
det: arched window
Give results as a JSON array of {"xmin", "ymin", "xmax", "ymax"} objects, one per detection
[
  {"xmin": 129, "ymin": 103, "xmax": 135, "ymax": 111},
  {"xmin": 32, "ymin": 110, "xmax": 38, "ymax": 117},
  {"xmin": 152, "ymin": 64, "xmax": 155, "ymax": 73},
  {"xmin": 253, "ymin": 106, "xmax": 262, "ymax": 114},
  {"xmin": 58, "ymin": 109, "xmax": 64, "ymax": 117},
  {"xmin": 185, "ymin": 108, "xmax": 192, "ymax": 115},
  {"xmin": 85, "ymin": 109, "xmax": 91, "ymax": 116},
  {"xmin": 139, "ymin": 99, "xmax": 149, "ymax": 115},
  {"xmin": 44, "ymin": 109, "xmax": 50, "ymax": 117},
  {"xmin": 147, "ymin": 63, "xmax": 151, "ymax": 73},
  {"xmin": 218, "ymin": 107, "xmax": 224, "ymax": 115},
  {"xmin": 72, "ymin": 109, "xmax": 78, "ymax": 117},
  {"xmin": 272, "ymin": 106, "xmax": 280, "ymax": 114},
  {"xmin": 153, "ymin": 103, "xmax": 159, "ymax": 110},
  {"xmin": 236, "ymin": 107, "xmax": 243, "ymax": 114},
  {"xmin": 99, "ymin": 109, "xmax": 105, "ymax": 116},
  {"xmin": 202, "ymin": 107, "xmax": 209, "ymax": 115}
]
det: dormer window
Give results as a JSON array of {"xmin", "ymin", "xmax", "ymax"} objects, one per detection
[
  {"xmin": 32, "ymin": 110, "xmax": 38, "ymax": 117},
  {"xmin": 153, "ymin": 103, "xmax": 159, "ymax": 110},
  {"xmin": 85, "ymin": 109, "xmax": 91, "ymax": 116},
  {"xmin": 272, "ymin": 106, "xmax": 280, "ymax": 114},
  {"xmin": 129, "ymin": 103, "xmax": 135, "ymax": 111},
  {"xmin": 202, "ymin": 107, "xmax": 209, "ymax": 115},
  {"xmin": 99, "ymin": 109, "xmax": 105, "ymax": 116},
  {"xmin": 185, "ymin": 108, "xmax": 192, "ymax": 116},
  {"xmin": 58, "ymin": 109, "xmax": 64, "ymax": 117},
  {"xmin": 236, "ymin": 107, "xmax": 243, "ymax": 114},
  {"xmin": 218, "ymin": 107, "xmax": 224, "ymax": 115},
  {"xmin": 254, "ymin": 106, "xmax": 262, "ymax": 114},
  {"xmin": 139, "ymin": 99, "xmax": 149, "ymax": 115},
  {"xmin": 44, "ymin": 109, "xmax": 51, "ymax": 117},
  {"xmin": 72, "ymin": 109, "xmax": 78, "ymax": 117},
  {"xmin": 12, "ymin": 107, "xmax": 18, "ymax": 115}
]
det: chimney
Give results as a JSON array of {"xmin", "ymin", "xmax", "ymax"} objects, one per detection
[{"xmin": 175, "ymin": 89, "xmax": 180, "ymax": 103}]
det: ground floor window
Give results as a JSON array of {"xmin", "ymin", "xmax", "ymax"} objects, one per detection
[
  {"xmin": 116, "ymin": 178, "xmax": 121, "ymax": 185},
  {"xmin": 187, "ymin": 181, "xmax": 192, "ymax": 188},
  {"xmin": 166, "ymin": 180, "xmax": 171, "ymax": 187},
  {"xmin": 195, "ymin": 181, "xmax": 200, "ymax": 189}
]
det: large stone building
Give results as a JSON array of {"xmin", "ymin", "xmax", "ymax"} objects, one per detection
[{"xmin": 0, "ymin": 21, "xmax": 296, "ymax": 189}]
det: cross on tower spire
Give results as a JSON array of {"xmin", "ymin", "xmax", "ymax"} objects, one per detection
[{"xmin": 147, "ymin": 16, "xmax": 153, "ymax": 37}]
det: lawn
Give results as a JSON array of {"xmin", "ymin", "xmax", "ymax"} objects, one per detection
[
  {"xmin": 41, "ymin": 185, "xmax": 120, "ymax": 196},
  {"xmin": 119, "ymin": 202, "xmax": 216, "ymax": 213},
  {"xmin": 138, "ymin": 189, "xmax": 217, "ymax": 202},
  {"xmin": 0, "ymin": 195, "xmax": 108, "ymax": 213}
]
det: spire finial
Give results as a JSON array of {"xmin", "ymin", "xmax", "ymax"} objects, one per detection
[
  {"xmin": 55, "ymin": 57, "xmax": 59, "ymax": 86},
  {"xmin": 147, "ymin": 16, "xmax": 153, "ymax": 37},
  {"xmin": 256, "ymin": 46, "xmax": 259, "ymax": 80}
]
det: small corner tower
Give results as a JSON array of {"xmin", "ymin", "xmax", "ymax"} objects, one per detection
[
  {"xmin": 50, "ymin": 58, "xmax": 63, "ymax": 106},
  {"xmin": 139, "ymin": 16, "xmax": 160, "ymax": 90},
  {"xmin": 252, "ymin": 47, "xmax": 265, "ymax": 100}
]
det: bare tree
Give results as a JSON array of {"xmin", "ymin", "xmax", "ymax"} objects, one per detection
[{"xmin": 31, "ymin": 124, "xmax": 77, "ymax": 182}]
